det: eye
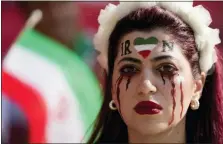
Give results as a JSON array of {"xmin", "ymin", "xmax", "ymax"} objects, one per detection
[
  {"xmin": 119, "ymin": 65, "xmax": 140, "ymax": 76},
  {"xmin": 156, "ymin": 64, "xmax": 178, "ymax": 76}
]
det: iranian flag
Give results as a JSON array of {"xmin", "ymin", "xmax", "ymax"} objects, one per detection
[
  {"xmin": 2, "ymin": 27, "xmax": 102, "ymax": 143},
  {"xmin": 134, "ymin": 37, "xmax": 158, "ymax": 58}
]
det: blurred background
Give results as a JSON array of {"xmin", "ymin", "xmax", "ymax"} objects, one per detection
[{"xmin": 1, "ymin": 1, "xmax": 223, "ymax": 143}]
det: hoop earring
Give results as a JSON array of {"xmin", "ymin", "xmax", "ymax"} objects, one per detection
[
  {"xmin": 190, "ymin": 99, "xmax": 200, "ymax": 110},
  {"xmin": 109, "ymin": 100, "xmax": 117, "ymax": 110}
]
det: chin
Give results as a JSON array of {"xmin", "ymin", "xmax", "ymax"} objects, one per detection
[
  {"xmin": 134, "ymin": 121, "xmax": 169, "ymax": 136},
  {"xmin": 124, "ymin": 115, "xmax": 169, "ymax": 135}
]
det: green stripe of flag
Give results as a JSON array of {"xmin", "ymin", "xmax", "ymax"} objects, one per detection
[
  {"xmin": 17, "ymin": 28, "xmax": 102, "ymax": 141},
  {"xmin": 134, "ymin": 37, "xmax": 158, "ymax": 45}
]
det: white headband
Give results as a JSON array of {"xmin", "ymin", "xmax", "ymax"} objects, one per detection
[{"xmin": 94, "ymin": 1, "xmax": 221, "ymax": 73}]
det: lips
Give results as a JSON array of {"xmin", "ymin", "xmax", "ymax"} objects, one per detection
[{"xmin": 134, "ymin": 101, "xmax": 163, "ymax": 115}]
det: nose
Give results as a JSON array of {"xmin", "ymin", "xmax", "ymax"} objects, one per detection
[
  {"xmin": 138, "ymin": 69, "xmax": 157, "ymax": 96},
  {"xmin": 138, "ymin": 80, "xmax": 157, "ymax": 95}
]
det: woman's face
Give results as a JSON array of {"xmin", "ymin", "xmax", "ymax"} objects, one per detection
[{"xmin": 112, "ymin": 30, "xmax": 202, "ymax": 135}]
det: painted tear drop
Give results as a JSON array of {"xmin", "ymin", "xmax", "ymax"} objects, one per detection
[
  {"xmin": 126, "ymin": 76, "xmax": 131, "ymax": 90},
  {"xmin": 160, "ymin": 72, "xmax": 165, "ymax": 85},
  {"xmin": 116, "ymin": 75, "xmax": 124, "ymax": 118},
  {"xmin": 116, "ymin": 76, "xmax": 124, "ymax": 109},
  {"xmin": 168, "ymin": 76, "xmax": 176, "ymax": 125}
]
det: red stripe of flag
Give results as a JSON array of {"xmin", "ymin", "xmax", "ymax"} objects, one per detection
[{"xmin": 2, "ymin": 70, "xmax": 47, "ymax": 143}]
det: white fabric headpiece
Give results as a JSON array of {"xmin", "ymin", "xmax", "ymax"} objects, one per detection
[{"xmin": 94, "ymin": 1, "xmax": 221, "ymax": 73}]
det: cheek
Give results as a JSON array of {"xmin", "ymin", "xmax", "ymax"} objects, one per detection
[
  {"xmin": 123, "ymin": 76, "xmax": 138, "ymax": 93},
  {"xmin": 111, "ymin": 75, "xmax": 135, "ymax": 104},
  {"xmin": 158, "ymin": 74, "xmax": 194, "ymax": 103},
  {"xmin": 176, "ymin": 76, "xmax": 194, "ymax": 110},
  {"xmin": 111, "ymin": 75, "xmax": 122, "ymax": 105},
  {"xmin": 157, "ymin": 74, "xmax": 193, "ymax": 125},
  {"xmin": 173, "ymin": 76, "xmax": 195, "ymax": 125},
  {"xmin": 115, "ymin": 76, "xmax": 139, "ymax": 106},
  {"xmin": 118, "ymin": 77, "xmax": 140, "ymax": 119}
]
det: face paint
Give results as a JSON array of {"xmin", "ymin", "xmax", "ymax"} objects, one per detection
[
  {"xmin": 159, "ymin": 72, "xmax": 165, "ymax": 85},
  {"xmin": 157, "ymin": 65, "xmax": 178, "ymax": 125},
  {"xmin": 121, "ymin": 40, "xmax": 132, "ymax": 56},
  {"xmin": 175, "ymin": 75, "xmax": 184, "ymax": 118},
  {"xmin": 167, "ymin": 74, "xmax": 186, "ymax": 124},
  {"xmin": 126, "ymin": 76, "xmax": 131, "ymax": 90},
  {"xmin": 168, "ymin": 75, "xmax": 176, "ymax": 125},
  {"xmin": 156, "ymin": 63, "xmax": 181, "ymax": 124},
  {"xmin": 116, "ymin": 75, "xmax": 124, "ymax": 109},
  {"xmin": 162, "ymin": 40, "xmax": 174, "ymax": 52},
  {"xmin": 134, "ymin": 37, "xmax": 158, "ymax": 58},
  {"xmin": 115, "ymin": 75, "xmax": 124, "ymax": 119}
]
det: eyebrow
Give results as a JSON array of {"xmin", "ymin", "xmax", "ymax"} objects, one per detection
[
  {"xmin": 118, "ymin": 57, "xmax": 142, "ymax": 64},
  {"xmin": 150, "ymin": 55, "xmax": 176, "ymax": 62}
]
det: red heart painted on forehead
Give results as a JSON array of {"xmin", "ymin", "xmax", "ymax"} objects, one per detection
[{"xmin": 134, "ymin": 37, "xmax": 158, "ymax": 59}]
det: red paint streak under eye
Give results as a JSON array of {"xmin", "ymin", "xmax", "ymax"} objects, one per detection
[
  {"xmin": 180, "ymin": 81, "xmax": 184, "ymax": 118},
  {"xmin": 116, "ymin": 75, "xmax": 124, "ymax": 118},
  {"xmin": 116, "ymin": 75, "xmax": 122, "ymax": 84},
  {"xmin": 116, "ymin": 75, "xmax": 124, "ymax": 108},
  {"xmin": 126, "ymin": 76, "xmax": 131, "ymax": 91},
  {"xmin": 160, "ymin": 72, "xmax": 165, "ymax": 85},
  {"xmin": 138, "ymin": 50, "xmax": 151, "ymax": 58},
  {"xmin": 168, "ymin": 75, "xmax": 176, "ymax": 125}
]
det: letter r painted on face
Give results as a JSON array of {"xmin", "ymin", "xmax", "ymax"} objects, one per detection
[{"xmin": 121, "ymin": 40, "xmax": 132, "ymax": 56}]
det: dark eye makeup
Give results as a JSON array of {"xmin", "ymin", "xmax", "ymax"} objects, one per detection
[
  {"xmin": 118, "ymin": 56, "xmax": 179, "ymax": 79},
  {"xmin": 119, "ymin": 64, "xmax": 140, "ymax": 77},
  {"xmin": 156, "ymin": 63, "xmax": 178, "ymax": 76}
]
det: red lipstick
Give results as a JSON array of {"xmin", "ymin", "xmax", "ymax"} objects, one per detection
[{"xmin": 134, "ymin": 101, "xmax": 163, "ymax": 115}]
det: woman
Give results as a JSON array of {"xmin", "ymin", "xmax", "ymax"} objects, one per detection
[{"xmin": 88, "ymin": 2, "xmax": 223, "ymax": 143}]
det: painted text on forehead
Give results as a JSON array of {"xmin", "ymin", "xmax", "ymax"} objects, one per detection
[
  {"xmin": 121, "ymin": 40, "xmax": 132, "ymax": 56},
  {"xmin": 120, "ymin": 36, "xmax": 164, "ymax": 59},
  {"xmin": 119, "ymin": 34, "xmax": 176, "ymax": 60},
  {"xmin": 162, "ymin": 40, "xmax": 174, "ymax": 52}
]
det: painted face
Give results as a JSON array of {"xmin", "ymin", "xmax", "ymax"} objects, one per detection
[{"xmin": 112, "ymin": 30, "xmax": 198, "ymax": 135}]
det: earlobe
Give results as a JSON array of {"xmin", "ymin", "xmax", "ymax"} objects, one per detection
[
  {"xmin": 200, "ymin": 72, "xmax": 206, "ymax": 86},
  {"xmin": 193, "ymin": 80, "xmax": 202, "ymax": 100},
  {"xmin": 190, "ymin": 72, "xmax": 206, "ymax": 110},
  {"xmin": 193, "ymin": 72, "xmax": 206, "ymax": 100}
]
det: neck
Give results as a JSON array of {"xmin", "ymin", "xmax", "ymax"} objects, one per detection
[{"xmin": 128, "ymin": 118, "xmax": 186, "ymax": 143}]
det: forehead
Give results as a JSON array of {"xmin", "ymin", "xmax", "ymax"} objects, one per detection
[
  {"xmin": 120, "ymin": 30, "xmax": 170, "ymax": 42},
  {"xmin": 116, "ymin": 30, "xmax": 183, "ymax": 61}
]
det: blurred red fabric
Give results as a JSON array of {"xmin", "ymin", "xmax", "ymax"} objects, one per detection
[{"xmin": 2, "ymin": 2, "xmax": 25, "ymax": 59}]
